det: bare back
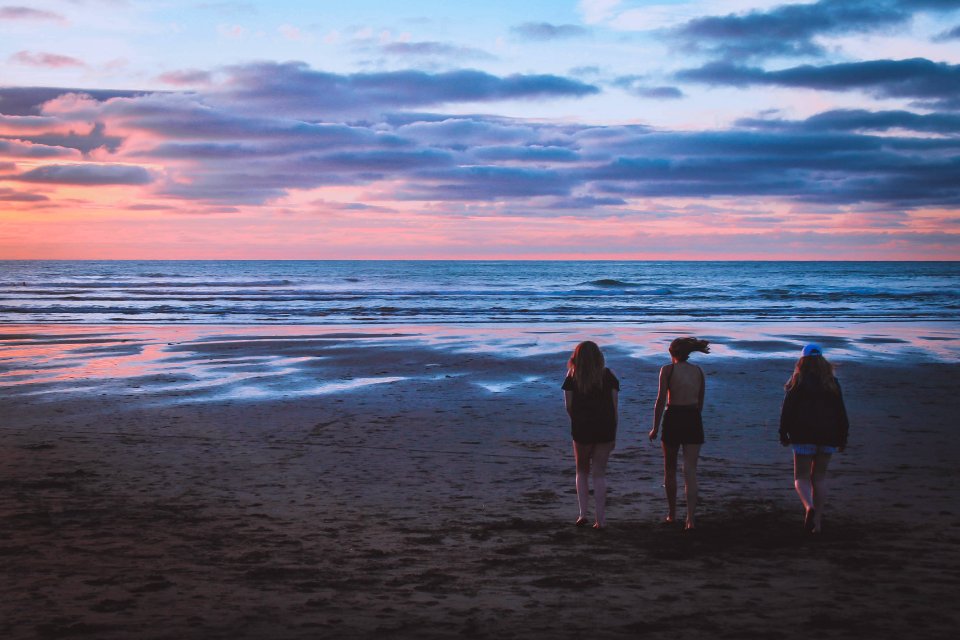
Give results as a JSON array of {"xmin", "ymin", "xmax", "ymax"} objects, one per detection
[{"xmin": 666, "ymin": 361, "xmax": 703, "ymax": 407}]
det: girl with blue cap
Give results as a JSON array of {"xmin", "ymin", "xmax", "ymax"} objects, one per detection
[{"xmin": 779, "ymin": 343, "xmax": 850, "ymax": 533}]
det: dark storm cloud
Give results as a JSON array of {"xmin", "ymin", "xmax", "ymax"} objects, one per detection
[
  {"xmin": 218, "ymin": 62, "xmax": 599, "ymax": 115},
  {"xmin": 12, "ymin": 163, "xmax": 153, "ymax": 185},
  {"xmin": 511, "ymin": 22, "xmax": 589, "ymax": 40},
  {"xmin": 673, "ymin": 0, "xmax": 960, "ymax": 59},
  {"xmin": 676, "ymin": 58, "xmax": 960, "ymax": 109}
]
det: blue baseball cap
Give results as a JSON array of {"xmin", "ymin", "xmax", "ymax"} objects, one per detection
[{"xmin": 802, "ymin": 343, "xmax": 823, "ymax": 357}]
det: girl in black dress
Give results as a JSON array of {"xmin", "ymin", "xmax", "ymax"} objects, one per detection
[
  {"xmin": 562, "ymin": 341, "xmax": 619, "ymax": 529},
  {"xmin": 649, "ymin": 337, "xmax": 710, "ymax": 530},
  {"xmin": 779, "ymin": 344, "xmax": 850, "ymax": 534}
]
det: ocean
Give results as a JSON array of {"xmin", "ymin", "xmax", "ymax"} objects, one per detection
[{"xmin": 1, "ymin": 260, "xmax": 957, "ymax": 325}]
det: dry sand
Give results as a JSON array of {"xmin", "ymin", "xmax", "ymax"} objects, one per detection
[{"xmin": 1, "ymin": 324, "xmax": 959, "ymax": 639}]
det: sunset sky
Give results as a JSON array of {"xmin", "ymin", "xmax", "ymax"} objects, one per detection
[{"xmin": 1, "ymin": 0, "xmax": 959, "ymax": 259}]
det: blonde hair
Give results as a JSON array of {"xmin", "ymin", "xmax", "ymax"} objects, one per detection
[
  {"xmin": 785, "ymin": 355, "xmax": 839, "ymax": 394},
  {"xmin": 568, "ymin": 341, "xmax": 605, "ymax": 393}
]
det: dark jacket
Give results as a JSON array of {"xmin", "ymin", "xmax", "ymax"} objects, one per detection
[{"xmin": 779, "ymin": 375, "xmax": 849, "ymax": 447}]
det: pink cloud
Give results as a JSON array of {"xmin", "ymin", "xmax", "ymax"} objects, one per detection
[
  {"xmin": 0, "ymin": 138, "xmax": 82, "ymax": 159},
  {"xmin": 0, "ymin": 186, "xmax": 49, "ymax": 202},
  {"xmin": 0, "ymin": 6, "xmax": 66, "ymax": 23},
  {"xmin": 157, "ymin": 69, "xmax": 213, "ymax": 86},
  {"xmin": 10, "ymin": 50, "xmax": 86, "ymax": 68}
]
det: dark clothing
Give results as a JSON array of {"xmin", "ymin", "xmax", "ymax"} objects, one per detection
[
  {"xmin": 562, "ymin": 368, "xmax": 619, "ymax": 444},
  {"xmin": 662, "ymin": 404, "xmax": 704, "ymax": 446},
  {"xmin": 779, "ymin": 375, "xmax": 850, "ymax": 448},
  {"xmin": 658, "ymin": 362, "xmax": 705, "ymax": 446}
]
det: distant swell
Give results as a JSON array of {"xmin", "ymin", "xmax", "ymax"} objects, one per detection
[
  {"xmin": 9, "ymin": 280, "xmax": 295, "ymax": 289},
  {"xmin": 585, "ymin": 279, "xmax": 640, "ymax": 287},
  {"xmin": 0, "ymin": 261, "xmax": 955, "ymax": 324}
]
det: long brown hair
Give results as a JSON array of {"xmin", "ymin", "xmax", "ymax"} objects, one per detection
[
  {"xmin": 669, "ymin": 337, "xmax": 710, "ymax": 361},
  {"xmin": 568, "ymin": 341, "xmax": 605, "ymax": 393},
  {"xmin": 785, "ymin": 355, "xmax": 839, "ymax": 393}
]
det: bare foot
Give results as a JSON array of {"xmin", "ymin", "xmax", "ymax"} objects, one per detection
[
  {"xmin": 593, "ymin": 522, "xmax": 605, "ymax": 530},
  {"xmin": 575, "ymin": 516, "xmax": 588, "ymax": 527},
  {"xmin": 663, "ymin": 515, "xmax": 676, "ymax": 524}
]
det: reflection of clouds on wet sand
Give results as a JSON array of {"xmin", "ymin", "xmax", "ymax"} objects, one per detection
[
  {"xmin": 473, "ymin": 376, "xmax": 542, "ymax": 394},
  {"xmin": 1, "ymin": 322, "xmax": 957, "ymax": 404},
  {"xmin": 196, "ymin": 375, "xmax": 408, "ymax": 402}
]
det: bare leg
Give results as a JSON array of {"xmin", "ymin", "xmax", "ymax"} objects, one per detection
[
  {"xmin": 573, "ymin": 441, "xmax": 593, "ymax": 523},
  {"xmin": 590, "ymin": 441, "xmax": 616, "ymax": 528},
  {"xmin": 662, "ymin": 442, "xmax": 679, "ymax": 523},
  {"xmin": 681, "ymin": 443, "xmax": 701, "ymax": 530},
  {"xmin": 810, "ymin": 452, "xmax": 832, "ymax": 533},
  {"xmin": 793, "ymin": 453, "xmax": 815, "ymax": 516}
]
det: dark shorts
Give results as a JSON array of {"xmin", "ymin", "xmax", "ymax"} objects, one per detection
[{"xmin": 662, "ymin": 405, "xmax": 704, "ymax": 446}]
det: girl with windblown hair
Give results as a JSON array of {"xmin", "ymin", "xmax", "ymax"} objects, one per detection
[
  {"xmin": 562, "ymin": 341, "xmax": 619, "ymax": 529},
  {"xmin": 649, "ymin": 337, "xmax": 710, "ymax": 530},
  {"xmin": 779, "ymin": 344, "xmax": 849, "ymax": 534}
]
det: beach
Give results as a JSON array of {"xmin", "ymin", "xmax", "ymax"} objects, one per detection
[{"xmin": 2, "ymin": 323, "xmax": 959, "ymax": 639}]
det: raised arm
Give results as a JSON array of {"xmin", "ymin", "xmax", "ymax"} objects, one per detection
[{"xmin": 649, "ymin": 365, "xmax": 670, "ymax": 441}]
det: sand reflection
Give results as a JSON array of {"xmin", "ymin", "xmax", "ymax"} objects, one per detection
[{"xmin": 1, "ymin": 323, "xmax": 957, "ymax": 403}]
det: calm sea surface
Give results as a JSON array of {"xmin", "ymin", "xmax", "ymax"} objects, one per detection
[{"xmin": 0, "ymin": 261, "xmax": 957, "ymax": 324}]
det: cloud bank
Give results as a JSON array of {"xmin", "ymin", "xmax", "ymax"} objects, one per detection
[{"xmin": 0, "ymin": 59, "xmax": 956, "ymax": 215}]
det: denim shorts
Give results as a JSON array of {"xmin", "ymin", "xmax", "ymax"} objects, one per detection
[{"xmin": 793, "ymin": 444, "xmax": 837, "ymax": 456}]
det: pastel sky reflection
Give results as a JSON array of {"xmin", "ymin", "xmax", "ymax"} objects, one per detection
[{"xmin": 1, "ymin": 323, "xmax": 956, "ymax": 405}]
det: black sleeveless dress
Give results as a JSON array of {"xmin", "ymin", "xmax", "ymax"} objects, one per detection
[{"xmin": 562, "ymin": 368, "xmax": 619, "ymax": 444}]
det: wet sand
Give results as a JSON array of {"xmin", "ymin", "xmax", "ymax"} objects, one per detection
[{"xmin": 2, "ymin": 324, "xmax": 959, "ymax": 639}]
